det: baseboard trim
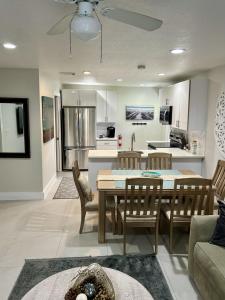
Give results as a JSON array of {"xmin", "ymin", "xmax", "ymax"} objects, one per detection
[
  {"xmin": 43, "ymin": 174, "xmax": 57, "ymax": 199},
  {"xmin": 0, "ymin": 192, "xmax": 44, "ymax": 201}
]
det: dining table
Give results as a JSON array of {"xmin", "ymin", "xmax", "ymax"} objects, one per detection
[{"xmin": 97, "ymin": 169, "xmax": 214, "ymax": 243}]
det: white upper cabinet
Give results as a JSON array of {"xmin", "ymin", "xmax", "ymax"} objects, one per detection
[
  {"xmin": 106, "ymin": 90, "xmax": 117, "ymax": 123},
  {"xmin": 177, "ymin": 80, "xmax": 190, "ymax": 130},
  {"xmin": 160, "ymin": 80, "xmax": 190, "ymax": 131},
  {"xmin": 96, "ymin": 90, "xmax": 107, "ymax": 122},
  {"xmin": 79, "ymin": 90, "xmax": 97, "ymax": 106},
  {"xmin": 61, "ymin": 89, "xmax": 79, "ymax": 106},
  {"xmin": 96, "ymin": 89, "xmax": 117, "ymax": 123},
  {"xmin": 61, "ymin": 89, "xmax": 97, "ymax": 107}
]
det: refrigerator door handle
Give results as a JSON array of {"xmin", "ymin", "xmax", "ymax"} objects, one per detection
[{"xmin": 77, "ymin": 108, "xmax": 81, "ymax": 147}]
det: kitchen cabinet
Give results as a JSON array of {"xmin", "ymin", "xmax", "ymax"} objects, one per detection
[
  {"xmin": 159, "ymin": 77, "xmax": 208, "ymax": 134},
  {"xmin": 61, "ymin": 89, "xmax": 97, "ymax": 107},
  {"xmin": 96, "ymin": 139, "xmax": 117, "ymax": 150},
  {"xmin": 159, "ymin": 80, "xmax": 190, "ymax": 131},
  {"xmin": 96, "ymin": 89, "xmax": 117, "ymax": 123}
]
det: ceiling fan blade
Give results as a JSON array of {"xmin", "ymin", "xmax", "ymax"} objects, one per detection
[
  {"xmin": 47, "ymin": 13, "xmax": 75, "ymax": 35},
  {"xmin": 101, "ymin": 7, "xmax": 162, "ymax": 32}
]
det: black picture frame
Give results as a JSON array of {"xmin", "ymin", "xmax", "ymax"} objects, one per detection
[{"xmin": 0, "ymin": 98, "xmax": 30, "ymax": 158}]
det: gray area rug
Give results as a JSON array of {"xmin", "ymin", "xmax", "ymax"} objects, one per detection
[
  {"xmin": 9, "ymin": 254, "xmax": 173, "ymax": 300},
  {"xmin": 53, "ymin": 177, "xmax": 79, "ymax": 199}
]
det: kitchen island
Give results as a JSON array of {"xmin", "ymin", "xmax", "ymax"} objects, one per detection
[{"xmin": 88, "ymin": 149, "xmax": 204, "ymax": 191}]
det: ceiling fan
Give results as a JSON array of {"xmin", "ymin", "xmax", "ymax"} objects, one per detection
[{"xmin": 48, "ymin": 0, "xmax": 163, "ymax": 61}]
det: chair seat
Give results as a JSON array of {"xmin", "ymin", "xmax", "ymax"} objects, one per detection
[
  {"xmin": 118, "ymin": 203, "xmax": 157, "ymax": 223},
  {"xmin": 161, "ymin": 205, "xmax": 203, "ymax": 222},
  {"xmin": 85, "ymin": 192, "xmax": 115, "ymax": 211}
]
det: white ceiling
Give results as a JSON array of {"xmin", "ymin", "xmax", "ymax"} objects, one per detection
[{"xmin": 0, "ymin": 0, "xmax": 225, "ymax": 86}]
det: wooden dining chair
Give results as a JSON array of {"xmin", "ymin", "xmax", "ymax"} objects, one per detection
[
  {"xmin": 72, "ymin": 160, "xmax": 116, "ymax": 234},
  {"xmin": 146, "ymin": 152, "xmax": 172, "ymax": 170},
  {"xmin": 212, "ymin": 160, "xmax": 225, "ymax": 204},
  {"xmin": 118, "ymin": 151, "xmax": 142, "ymax": 170},
  {"xmin": 118, "ymin": 177, "xmax": 163, "ymax": 255},
  {"xmin": 161, "ymin": 178, "xmax": 213, "ymax": 253}
]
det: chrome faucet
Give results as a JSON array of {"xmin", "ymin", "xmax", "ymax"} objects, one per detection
[{"xmin": 131, "ymin": 132, "xmax": 135, "ymax": 151}]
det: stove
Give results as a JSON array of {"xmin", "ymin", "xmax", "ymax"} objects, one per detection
[
  {"xmin": 148, "ymin": 142, "xmax": 171, "ymax": 149},
  {"xmin": 148, "ymin": 128, "xmax": 187, "ymax": 150}
]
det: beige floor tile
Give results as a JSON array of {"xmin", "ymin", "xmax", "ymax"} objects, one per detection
[
  {"xmin": 0, "ymin": 231, "xmax": 63, "ymax": 267},
  {"xmin": 57, "ymin": 232, "xmax": 108, "ymax": 257},
  {"xmin": 0, "ymin": 266, "xmax": 22, "ymax": 300}
]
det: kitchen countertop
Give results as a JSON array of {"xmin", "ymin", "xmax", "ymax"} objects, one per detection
[
  {"xmin": 88, "ymin": 148, "xmax": 205, "ymax": 159},
  {"xmin": 96, "ymin": 138, "xmax": 117, "ymax": 141},
  {"xmin": 146, "ymin": 140, "xmax": 170, "ymax": 143}
]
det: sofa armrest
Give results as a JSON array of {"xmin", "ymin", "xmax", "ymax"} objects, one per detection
[{"xmin": 188, "ymin": 215, "xmax": 218, "ymax": 277}]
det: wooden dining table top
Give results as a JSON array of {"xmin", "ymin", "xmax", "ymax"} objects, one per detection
[{"xmin": 97, "ymin": 169, "xmax": 199, "ymax": 191}]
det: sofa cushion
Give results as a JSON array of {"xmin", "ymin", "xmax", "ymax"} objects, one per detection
[{"xmin": 194, "ymin": 242, "xmax": 225, "ymax": 295}]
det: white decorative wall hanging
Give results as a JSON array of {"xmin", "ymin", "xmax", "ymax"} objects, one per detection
[{"xmin": 215, "ymin": 91, "xmax": 225, "ymax": 158}]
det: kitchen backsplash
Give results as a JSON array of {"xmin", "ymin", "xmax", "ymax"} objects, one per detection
[{"xmin": 96, "ymin": 122, "xmax": 116, "ymax": 138}]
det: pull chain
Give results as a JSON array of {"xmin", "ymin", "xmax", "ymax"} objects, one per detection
[{"xmin": 94, "ymin": 9, "xmax": 103, "ymax": 63}]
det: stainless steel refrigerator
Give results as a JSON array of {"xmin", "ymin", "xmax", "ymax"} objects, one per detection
[{"xmin": 62, "ymin": 106, "xmax": 96, "ymax": 170}]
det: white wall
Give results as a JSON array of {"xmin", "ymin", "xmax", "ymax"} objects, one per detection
[
  {"xmin": 116, "ymin": 87, "xmax": 162, "ymax": 149},
  {"xmin": 203, "ymin": 65, "xmax": 225, "ymax": 178},
  {"xmin": 0, "ymin": 68, "xmax": 43, "ymax": 194},
  {"xmin": 39, "ymin": 71, "xmax": 60, "ymax": 191}
]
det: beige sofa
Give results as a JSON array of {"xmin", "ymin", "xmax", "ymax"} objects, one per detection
[{"xmin": 188, "ymin": 215, "xmax": 225, "ymax": 300}]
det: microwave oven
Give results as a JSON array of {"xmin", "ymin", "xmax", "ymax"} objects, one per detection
[{"xmin": 159, "ymin": 105, "xmax": 173, "ymax": 125}]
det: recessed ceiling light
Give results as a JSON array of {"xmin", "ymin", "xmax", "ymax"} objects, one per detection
[
  {"xmin": 3, "ymin": 42, "xmax": 17, "ymax": 49},
  {"xmin": 158, "ymin": 73, "xmax": 165, "ymax": 76},
  {"xmin": 117, "ymin": 78, "xmax": 123, "ymax": 82},
  {"xmin": 170, "ymin": 48, "xmax": 185, "ymax": 54},
  {"xmin": 83, "ymin": 71, "xmax": 91, "ymax": 75}
]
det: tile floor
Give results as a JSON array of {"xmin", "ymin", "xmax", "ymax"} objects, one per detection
[{"xmin": 0, "ymin": 172, "xmax": 201, "ymax": 300}]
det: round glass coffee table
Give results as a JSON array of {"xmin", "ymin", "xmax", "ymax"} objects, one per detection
[{"xmin": 22, "ymin": 267, "xmax": 153, "ymax": 300}]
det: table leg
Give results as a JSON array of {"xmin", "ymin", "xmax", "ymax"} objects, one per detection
[{"xmin": 98, "ymin": 190, "xmax": 106, "ymax": 243}]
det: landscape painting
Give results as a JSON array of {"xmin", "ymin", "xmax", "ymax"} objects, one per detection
[
  {"xmin": 126, "ymin": 106, "xmax": 154, "ymax": 120},
  {"xmin": 42, "ymin": 96, "xmax": 54, "ymax": 143}
]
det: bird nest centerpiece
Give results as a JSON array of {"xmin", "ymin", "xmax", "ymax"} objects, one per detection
[{"xmin": 65, "ymin": 263, "xmax": 115, "ymax": 300}]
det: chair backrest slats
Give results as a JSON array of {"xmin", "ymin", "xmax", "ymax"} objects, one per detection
[
  {"xmin": 171, "ymin": 178, "xmax": 213, "ymax": 219},
  {"xmin": 125, "ymin": 178, "xmax": 163, "ymax": 219},
  {"xmin": 212, "ymin": 160, "xmax": 225, "ymax": 199},
  {"xmin": 118, "ymin": 151, "xmax": 142, "ymax": 170},
  {"xmin": 147, "ymin": 152, "xmax": 172, "ymax": 170}
]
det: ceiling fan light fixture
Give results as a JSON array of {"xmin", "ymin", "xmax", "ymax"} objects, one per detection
[{"xmin": 71, "ymin": 15, "xmax": 101, "ymax": 41}]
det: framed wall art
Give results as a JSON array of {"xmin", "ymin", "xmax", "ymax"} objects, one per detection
[
  {"xmin": 126, "ymin": 105, "xmax": 154, "ymax": 121},
  {"xmin": 42, "ymin": 96, "xmax": 54, "ymax": 143}
]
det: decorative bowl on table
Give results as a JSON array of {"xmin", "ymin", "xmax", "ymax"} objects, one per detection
[
  {"xmin": 141, "ymin": 171, "xmax": 161, "ymax": 178},
  {"xmin": 65, "ymin": 263, "xmax": 115, "ymax": 300}
]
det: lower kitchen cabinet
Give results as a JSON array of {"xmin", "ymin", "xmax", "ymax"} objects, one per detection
[{"xmin": 96, "ymin": 140, "xmax": 117, "ymax": 150}]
